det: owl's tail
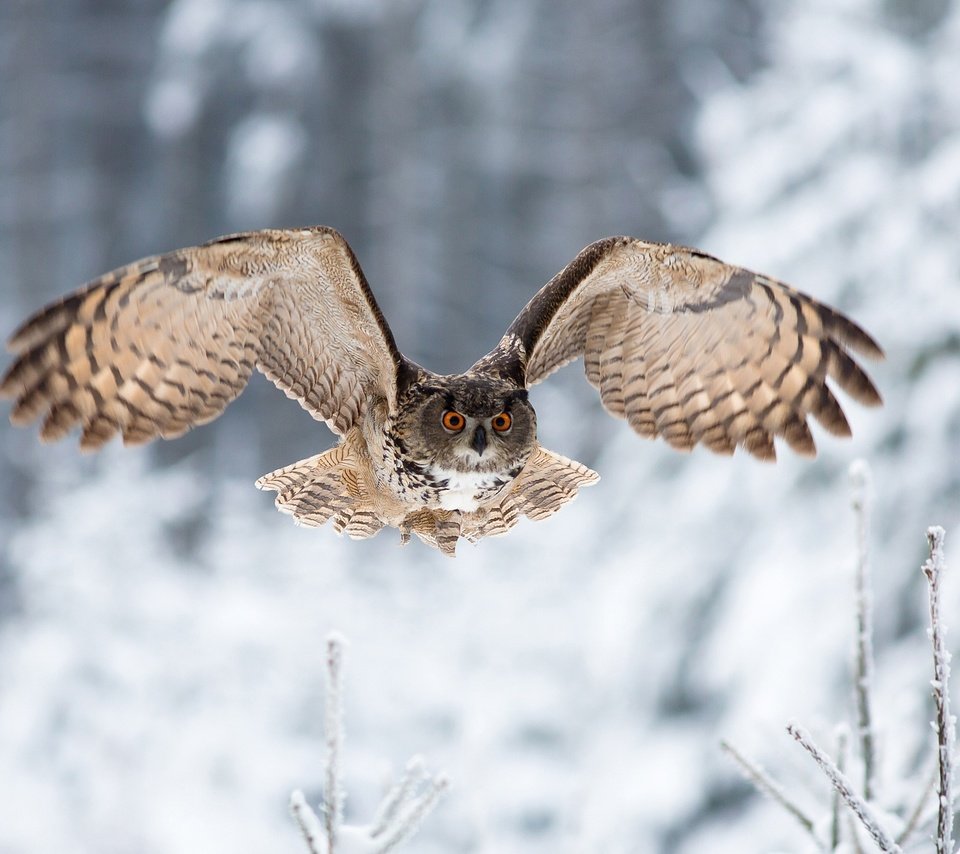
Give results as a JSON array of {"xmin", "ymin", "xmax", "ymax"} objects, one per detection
[{"xmin": 255, "ymin": 445, "xmax": 385, "ymax": 540}]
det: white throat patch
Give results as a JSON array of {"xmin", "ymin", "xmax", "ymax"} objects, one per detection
[{"xmin": 430, "ymin": 466, "xmax": 510, "ymax": 511}]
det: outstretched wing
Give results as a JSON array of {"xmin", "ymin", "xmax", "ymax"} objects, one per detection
[
  {"xmin": 1, "ymin": 226, "xmax": 404, "ymax": 449},
  {"xmin": 479, "ymin": 237, "xmax": 883, "ymax": 460}
]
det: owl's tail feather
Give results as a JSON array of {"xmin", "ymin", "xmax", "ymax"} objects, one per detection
[
  {"xmin": 255, "ymin": 446, "xmax": 385, "ymax": 540},
  {"xmin": 463, "ymin": 445, "xmax": 600, "ymax": 543},
  {"xmin": 399, "ymin": 510, "xmax": 463, "ymax": 557}
]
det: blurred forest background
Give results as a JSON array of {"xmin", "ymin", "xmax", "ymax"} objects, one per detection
[{"xmin": 1, "ymin": 0, "xmax": 958, "ymax": 852}]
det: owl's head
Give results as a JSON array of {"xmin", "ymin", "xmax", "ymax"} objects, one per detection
[{"xmin": 396, "ymin": 375, "xmax": 537, "ymax": 474}]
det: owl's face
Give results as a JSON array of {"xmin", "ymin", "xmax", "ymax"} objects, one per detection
[{"xmin": 395, "ymin": 375, "xmax": 537, "ymax": 476}]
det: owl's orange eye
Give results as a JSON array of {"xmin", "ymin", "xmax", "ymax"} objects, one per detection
[
  {"xmin": 491, "ymin": 412, "xmax": 512, "ymax": 432},
  {"xmin": 441, "ymin": 410, "xmax": 466, "ymax": 432}
]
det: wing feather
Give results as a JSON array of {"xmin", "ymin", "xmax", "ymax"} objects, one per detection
[
  {"xmin": 1, "ymin": 227, "xmax": 403, "ymax": 448},
  {"xmin": 478, "ymin": 237, "xmax": 882, "ymax": 460}
]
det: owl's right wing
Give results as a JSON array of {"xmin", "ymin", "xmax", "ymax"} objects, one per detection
[
  {"xmin": 1, "ymin": 226, "xmax": 405, "ymax": 448},
  {"xmin": 478, "ymin": 237, "xmax": 883, "ymax": 460}
]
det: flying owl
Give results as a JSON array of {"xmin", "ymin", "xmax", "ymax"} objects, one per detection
[{"xmin": 1, "ymin": 227, "xmax": 883, "ymax": 555}]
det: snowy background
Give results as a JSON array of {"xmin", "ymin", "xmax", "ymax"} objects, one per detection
[{"xmin": 1, "ymin": 0, "xmax": 959, "ymax": 851}]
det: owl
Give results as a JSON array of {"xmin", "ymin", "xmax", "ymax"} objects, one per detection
[{"xmin": 1, "ymin": 227, "xmax": 882, "ymax": 555}]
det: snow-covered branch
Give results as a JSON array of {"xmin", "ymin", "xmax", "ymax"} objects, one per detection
[
  {"xmin": 850, "ymin": 460, "xmax": 877, "ymax": 802},
  {"xmin": 922, "ymin": 526, "xmax": 954, "ymax": 854},
  {"xmin": 291, "ymin": 790, "xmax": 327, "ymax": 854},
  {"xmin": 369, "ymin": 758, "xmax": 450, "ymax": 854},
  {"xmin": 787, "ymin": 722, "xmax": 901, "ymax": 853},
  {"xmin": 324, "ymin": 634, "xmax": 345, "ymax": 852},
  {"xmin": 896, "ymin": 759, "xmax": 938, "ymax": 848},
  {"xmin": 720, "ymin": 739, "xmax": 819, "ymax": 841},
  {"xmin": 290, "ymin": 634, "xmax": 449, "ymax": 854},
  {"xmin": 830, "ymin": 725, "xmax": 849, "ymax": 852},
  {"xmin": 722, "ymin": 463, "xmax": 959, "ymax": 853}
]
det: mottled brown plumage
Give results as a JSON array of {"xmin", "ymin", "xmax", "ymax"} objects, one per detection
[{"xmin": 1, "ymin": 227, "xmax": 883, "ymax": 555}]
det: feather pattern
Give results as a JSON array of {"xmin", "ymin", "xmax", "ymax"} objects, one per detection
[
  {"xmin": 481, "ymin": 237, "xmax": 884, "ymax": 460},
  {"xmin": 0, "ymin": 227, "xmax": 402, "ymax": 448}
]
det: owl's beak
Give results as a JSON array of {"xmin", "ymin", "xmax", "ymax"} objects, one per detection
[{"xmin": 471, "ymin": 425, "xmax": 487, "ymax": 456}]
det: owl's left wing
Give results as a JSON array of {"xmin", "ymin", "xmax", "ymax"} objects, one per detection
[{"xmin": 478, "ymin": 237, "xmax": 883, "ymax": 460}]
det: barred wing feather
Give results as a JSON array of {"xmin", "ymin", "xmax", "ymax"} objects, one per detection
[{"xmin": 0, "ymin": 227, "xmax": 403, "ymax": 449}]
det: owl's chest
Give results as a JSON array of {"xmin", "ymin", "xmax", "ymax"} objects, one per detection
[
  {"xmin": 373, "ymin": 427, "xmax": 512, "ymax": 512},
  {"xmin": 381, "ymin": 456, "xmax": 512, "ymax": 511},
  {"xmin": 424, "ymin": 467, "xmax": 512, "ymax": 511}
]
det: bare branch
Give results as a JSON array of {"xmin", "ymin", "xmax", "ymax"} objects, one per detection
[
  {"xmin": 896, "ymin": 758, "xmax": 939, "ymax": 847},
  {"xmin": 787, "ymin": 722, "xmax": 902, "ymax": 853},
  {"xmin": 375, "ymin": 774, "xmax": 450, "ymax": 854},
  {"xmin": 324, "ymin": 633, "xmax": 346, "ymax": 853},
  {"xmin": 846, "ymin": 812, "xmax": 866, "ymax": 854},
  {"xmin": 830, "ymin": 725, "xmax": 849, "ymax": 851},
  {"xmin": 290, "ymin": 632, "xmax": 447, "ymax": 854},
  {"xmin": 291, "ymin": 790, "xmax": 328, "ymax": 854},
  {"xmin": 850, "ymin": 460, "xmax": 877, "ymax": 801},
  {"xmin": 720, "ymin": 739, "xmax": 820, "ymax": 842},
  {"xmin": 370, "ymin": 756, "xmax": 427, "ymax": 838},
  {"xmin": 922, "ymin": 526, "xmax": 954, "ymax": 854}
]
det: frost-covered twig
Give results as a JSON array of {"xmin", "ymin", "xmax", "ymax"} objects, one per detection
[
  {"xmin": 371, "ymin": 768, "xmax": 450, "ymax": 853},
  {"xmin": 723, "ymin": 485, "xmax": 958, "ymax": 853},
  {"xmin": 291, "ymin": 789, "xmax": 327, "ymax": 854},
  {"xmin": 290, "ymin": 633, "xmax": 449, "ymax": 854},
  {"xmin": 325, "ymin": 634, "xmax": 346, "ymax": 852},
  {"xmin": 846, "ymin": 813, "xmax": 866, "ymax": 854},
  {"xmin": 830, "ymin": 726, "xmax": 849, "ymax": 851},
  {"xmin": 896, "ymin": 758, "xmax": 938, "ymax": 847},
  {"xmin": 370, "ymin": 757, "xmax": 427, "ymax": 837},
  {"xmin": 850, "ymin": 461, "xmax": 877, "ymax": 802},
  {"xmin": 720, "ymin": 739, "xmax": 819, "ymax": 841},
  {"xmin": 787, "ymin": 722, "xmax": 901, "ymax": 853},
  {"xmin": 922, "ymin": 525, "xmax": 954, "ymax": 854}
]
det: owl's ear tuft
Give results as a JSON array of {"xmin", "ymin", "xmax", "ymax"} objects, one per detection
[
  {"xmin": 498, "ymin": 360, "xmax": 527, "ymax": 388},
  {"xmin": 395, "ymin": 359, "xmax": 424, "ymax": 398},
  {"xmin": 470, "ymin": 347, "xmax": 527, "ymax": 388}
]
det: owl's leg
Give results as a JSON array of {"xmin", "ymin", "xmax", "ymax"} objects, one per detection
[{"xmin": 431, "ymin": 514, "xmax": 462, "ymax": 556}]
